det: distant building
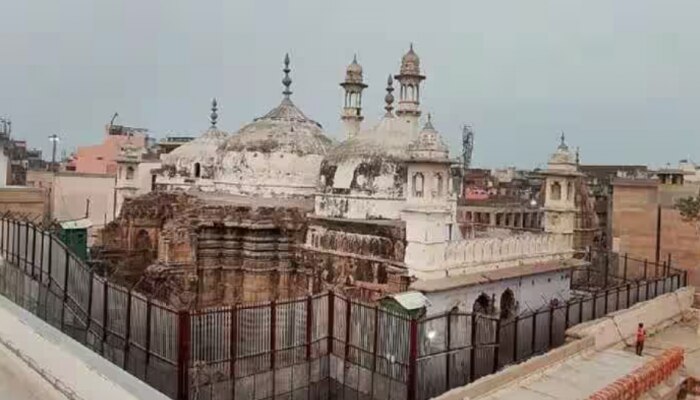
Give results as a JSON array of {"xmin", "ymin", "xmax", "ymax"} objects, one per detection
[
  {"xmin": 73, "ymin": 124, "xmax": 149, "ymax": 174},
  {"xmin": 611, "ymin": 172, "xmax": 700, "ymax": 286}
]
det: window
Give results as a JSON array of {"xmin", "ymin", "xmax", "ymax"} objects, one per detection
[
  {"xmin": 566, "ymin": 181, "xmax": 573, "ymax": 200},
  {"xmin": 126, "ymin": 166, "xmax": 135, "ymax": 180},
  {"xmin": 412, "ymin": 172, "xmax": 424, "ymax": 198},
  {"xmin": 194, "ymin": 162, "xmax": 201, "ymax": 178},
  {"xmin": 550, "ymin": 181, "xmax": 561, "ymax": 201},
  {"xmin": 436, "ymin": 173, "xmax": 443, "ymax": 196}
]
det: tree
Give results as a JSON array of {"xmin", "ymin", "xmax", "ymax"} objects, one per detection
[{"xmin": 675, "ymin": 195, "xmax": 700, "ymax": 234}]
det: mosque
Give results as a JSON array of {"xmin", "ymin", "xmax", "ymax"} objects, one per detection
[{"xmin": 105, "ymin": 46, "xmax": 587, "ymax": 316}]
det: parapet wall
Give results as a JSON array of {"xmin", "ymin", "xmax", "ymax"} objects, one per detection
[
  {"xmin": 0, "ymin": 293, "xmax": 169, "ymax": 400},
  {"xmin": 432, "ymin": 286, "xmax": 694, "ymax": 400},
  {"xmin": 567, "ymin": 286, "xmax": 695, "ymax": 350},
  {"xmin": 443, "ymin": 232, "xmax": 572, "ymax": 271}
]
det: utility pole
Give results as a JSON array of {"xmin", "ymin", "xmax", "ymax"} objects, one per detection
[{"xmin": 49, "ymin": 134, "xmax": 59, "ymax": 172}]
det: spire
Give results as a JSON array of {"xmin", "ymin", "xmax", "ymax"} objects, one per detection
[
  {"xmin": 558, "ymin": 131, "xmax": 568, "ymax": 150},
  {"xmin": 575, "ymin": 147, "xmax": 580, "ymax": 165},
  {"xmin": 424, "ymin": 113, "xmax": 435, "ymax": 130},
  {"xmin": 210, "ymin": 98, "xmax": 219, "ymax": 127},
  {"xmin": 384, "ymin": 74, "xmax": 395, "ymax": 116},
  {"xmin": 282, "ymin": 53, "xmax": 292, "ymax": 98}
]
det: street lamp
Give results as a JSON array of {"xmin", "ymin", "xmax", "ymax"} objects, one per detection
[{"xmin": 49, "ymin": 134, "xmax": 60, "ymax": 172}]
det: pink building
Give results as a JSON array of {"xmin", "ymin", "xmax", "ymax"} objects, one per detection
[{"xmin": 73, "ymin": 125, "xmax": 148, "ymax": 175}]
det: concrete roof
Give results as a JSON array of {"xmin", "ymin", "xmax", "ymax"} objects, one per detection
[
  {"xmin": 479, "ymin": 349, "xmax": 650, "ymax": 400},
  {"xmin": 411, "ymin": 258, "xmax": 587, "ymax": 293}
]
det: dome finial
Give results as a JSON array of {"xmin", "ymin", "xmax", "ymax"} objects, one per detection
[
  {"xmin": 210, "ymin": 98, "xmax": 219, "ymax": 127},
  {"xmin": 384, "ymin": 74, "xmax": 395, "ymax": 116},
  {"xmin": 282, "ymin": 53, "xmax": 292, "ymax": 99},
  {"xmin": 353, "ymin": 53, "xmax": 358, "ymax": 64},
  {"xmin": 558, "ymin": 130, "xmax": 568, "ymax": 150}
]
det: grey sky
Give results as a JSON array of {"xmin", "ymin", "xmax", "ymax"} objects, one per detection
[{"xmin": 1, "ymin": 0, "xmax": 698, "ymax": 168}]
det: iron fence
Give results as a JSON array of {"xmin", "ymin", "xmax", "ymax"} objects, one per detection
[{"xmin": 0, "ymin": 217, "xmax": 689, "ymax": 400}]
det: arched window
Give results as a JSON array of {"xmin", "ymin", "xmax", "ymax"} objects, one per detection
[
  {"xmin": 194, "ymin": 163, "xmax": 201, "ymax": 178},
  {"xmin": 550, "ymin": 181, "xmax": 561, "ymax": 201},
  {"xmin": 566, "ymin": 181, "xmax": 573, "ymax": 200},
  {"xmin": 436, "ymin": 173, "xmax": 444, "ymax": 196},
  {"xmin": 473, "ymin": 293, "xmax": 492, "ymax": 315},
  {"xmin": 126, "ymin": 166, "xmax": 135, "ymax": 180},
  {"xmin": 412, "ymin": 172, "xmax": 424, "ymax": 198},
  {"xmin": 500, "ymin": 289, "xmax": 516, "ymax": 319}
]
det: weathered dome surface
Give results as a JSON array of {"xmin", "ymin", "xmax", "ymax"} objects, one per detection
[
  {"xmin": 162, "ymin": 127, "xmax": 229, "ymax": 173},
  {"xmin": 221, "ymin": 98, "xmax": 332, "ymax": 156},
  {"xmin": 216, "ymin": 98, "xmax": 334, "ymax": 197},
  {"xmin": 400, "ymin": 44, "xmax": 421, "ymax": 75},
  {"xmin": 320, "ymin": 116, "xmax": 418, "ymax": 198}
]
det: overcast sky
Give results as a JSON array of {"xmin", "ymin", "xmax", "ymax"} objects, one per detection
[{"xmin": 1, "ymin": 0, "xmax": 698, "ymax": 168}]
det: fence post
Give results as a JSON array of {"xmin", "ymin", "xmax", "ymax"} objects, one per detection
[
  {"xmin": 407, "ymin": 317, "xmax": 419, "ymax": 400},
  {"xmin": 579, "ymin": 297, "xmax": 584, "ymax": 323},
  {"xmin": 39, "ymin": 230, "xmax": 44, "ymax": 284},
  {"xmin": 30, "ymin": 225, "xmax": 37, "ymax": 278},
  {"xmin": 512, "ymin": 315, "xmax": 519, "ymax": 362},
  {"xmin": 667, "ymin": 253, "xmax": 672, "ymax": 276},
  {"xmin": 643, "ymin": 259, "xmax": 648, "ymax": 281},
  {"xmin": 144, "ymin": 297, "xmax": 152, "ymax": 382},
  {"xmin": 469, "ymin": 314, "xmax": 478, "ymax": 382},
  {"xmin": 530, "ymin": 312, "xmax": 537, "ymax": 355},
  {"xmin": 24, "ymin": 221, "xmax": 29, "ymax": 272},
  {"xmin": 306, "ymin": 295, "xmax": 313, "ymax": 361},
  {"xmin": 327, "ymin": 292, "xmax": 334, "ymax": 355},
  {"xmin": 548, "ymin": 305, "xmax": 554, "ymax": 348},
  {"xmin": 47, "ymin": 236, "xmax": 53, "ymax": 289},
  {"xmin": 85, "ymin": 270, "xmax": 94, "ymax": 337},
  {"xmin": 627, "ymin": 283, "xmax": 632, "ymax": 307},
  {"xmin": 229, "ymin": 304, "xmax": 238, "ymax": 400},
  {"xmin": 604, "ymin": 252, "xmax": 609, "ymax": 288},
  {"xmin": 102, "ymin": 280, "xmax": 109, "ymax": 353},
  {"xmin": 124, "ymin": 289, "xmax": 132, "ymax": 370},
  {"xmin": 564, "ymin": 301, "xmax": 570, "ymax": 329},
  {"xmin": 492, "ymin": 317, "xmax": 501, "ymax": 373},
  {"xmin": 344, "ymin": 299, "xmax": 352, "ymax": 363},
  {"xmin": 60, "ymin": 247, "xmax": 69, "ymax": 331},
  {"xmin": 371, "ymin": 305, "xmax": 380, "ymax": 393},
  {"xmin": 177, "ymin": 310, "xmax": 191, "ymax": 400},
  {"xmin": 603, "ymin": 289, "xmax": 609, "ymax": 315},
  {"xmin": 271, "ymin": 299, "xmax": 277, "ymax": 397},
  {"xmin": 445, "ymin": 310, "xmax": 451, "ymax": 389},
  {"xmin": 623, "ymin": 253, "xmax": 628, "ymax": 282}
]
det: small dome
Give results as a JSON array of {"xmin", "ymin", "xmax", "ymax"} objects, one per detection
[
  {"xmin": 343, "ymin": 55, "xmax": 365, "ymax": 86},
  {"xmin": 547, "ymin": 133, "xmax": 577, "ymax": 171},
  {"xmin": 408, "ymin": 115, "xmax": 449, "ymax": 160},
  {"xmin": 162, "ymin": 126, "xmax": 228, "ymax": 171},
  {"xmin": 400, "ymin": 44, "xmax": 421, "ymax": 75}
]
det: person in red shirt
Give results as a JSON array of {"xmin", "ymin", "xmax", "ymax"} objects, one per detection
[{"xmin": 636, "ymin": 322, "xmax": 646, "ymax": 356}]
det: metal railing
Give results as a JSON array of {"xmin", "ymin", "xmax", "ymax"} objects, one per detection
[{"xmin": 0, "ymin": 217, "xmax": 688, "ymax": 400}]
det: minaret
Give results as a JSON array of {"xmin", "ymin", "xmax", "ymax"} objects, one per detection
[
  {"xmin": 340, "ymin": 55, "xmax": 367, "ymax": 139},
  {"xmin": 541, "ymin": 133, "xmax": 582, "ymax": 250},
  {"xmin": 394, "ymin": 44, "xmax": 426, "ymax": 130}
]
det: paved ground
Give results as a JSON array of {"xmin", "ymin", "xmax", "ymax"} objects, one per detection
[
  {"xmin": 478, "ymin": 348, "xmax": 651, "ymax": 399},
  {"xmin": 0, "ymin": 343, "xmax": 67, "ymax": 400},
  {"xmin": 640, "ymin": 318, "xmax": 700, "ymax": 376}
]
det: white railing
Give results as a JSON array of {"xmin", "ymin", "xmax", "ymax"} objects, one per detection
[{"xmin": 444, "ymin": 233, "xmax": 571, "ymax": 266}]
